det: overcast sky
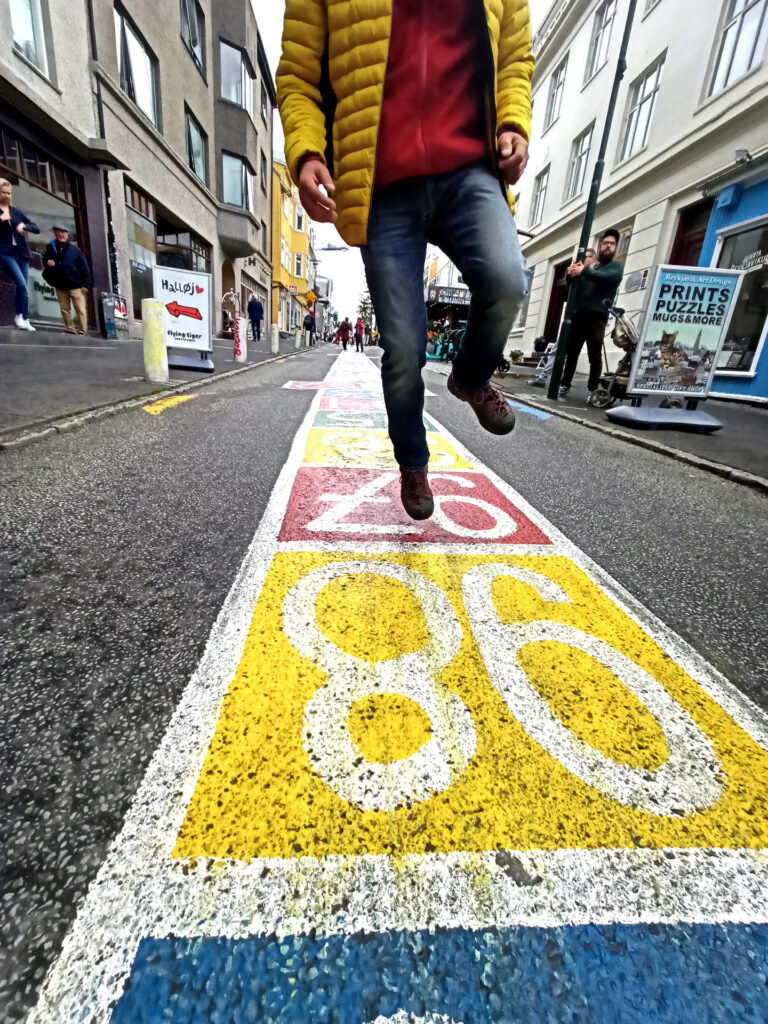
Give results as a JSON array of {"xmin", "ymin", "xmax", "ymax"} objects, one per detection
[{"xmin": 253, "ymin": 0, "xmax": 554, "ymax": 318}]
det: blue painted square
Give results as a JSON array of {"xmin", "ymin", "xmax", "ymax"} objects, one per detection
[{"xmin": 111, "ymin": 923, "xmax": 768, "ymax": 1023}]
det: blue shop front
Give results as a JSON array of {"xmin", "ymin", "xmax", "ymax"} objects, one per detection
[{"xmin": 699, "ymin": 174, "xmax": 768, "ymax": 403}]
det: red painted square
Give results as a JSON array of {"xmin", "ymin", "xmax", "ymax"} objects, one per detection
[{"xmin": 279, "ymin": 468, "xmax": 552, "ymax": 545}]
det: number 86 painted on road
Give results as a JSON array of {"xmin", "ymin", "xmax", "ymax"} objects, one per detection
[{"xmin": 282, "ymin": 561, "xmax": 722, "ymax": 817}]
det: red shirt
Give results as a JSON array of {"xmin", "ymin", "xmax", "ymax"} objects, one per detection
[{"xmin": 375, "ymin": 0, "xmax": 489, "ymax": 188}]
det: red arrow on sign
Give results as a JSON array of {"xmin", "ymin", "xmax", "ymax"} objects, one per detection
[{"xmin": 166, "ymin": 301, "xmax": 203, "ymax": 320}]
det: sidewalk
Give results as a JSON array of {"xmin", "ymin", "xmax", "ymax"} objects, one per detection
[
  {"xmin": 498, "ymin": 372, "xmax": 768, "ymax": 482},
  {"xmin": 0, "ymin": 326, "xmax": 304, "ymax": 440}
]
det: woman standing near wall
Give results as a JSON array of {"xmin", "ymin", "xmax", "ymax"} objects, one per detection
[{"xmin": 0, "ymin": 178, "xmax": 40, "ymax": 331}]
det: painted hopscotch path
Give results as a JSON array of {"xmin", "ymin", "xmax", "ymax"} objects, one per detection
[{"xmin": 31, "ymin": 353, "xmax": 768, "ymax": 1022}]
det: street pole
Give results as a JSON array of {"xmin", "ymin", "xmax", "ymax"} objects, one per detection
[{"xmin": 547, "ymin": 0, "xmax": 638, "ymax": 401}]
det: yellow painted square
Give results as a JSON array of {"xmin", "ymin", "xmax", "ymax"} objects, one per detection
[
  {"xmin": 302, "ymin": 428, "xmax": 474, "ymax": 470},
  {"xmin": 174, "ymin": 553, "xmax": 768, "ymax": 861}
]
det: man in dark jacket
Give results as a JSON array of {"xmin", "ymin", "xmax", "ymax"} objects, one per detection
[
  {"xmin": 559, "ymin": 229, "xmax": 624, "ymax": 404},
  {"xmin": 303, "ymin": 310, "xmax": 316, "ymax": 345},
  {"xmin": 43, "ymin": 227, "xmax": 92, "ymax": 334},
  {"xmin": 247, "ymin": 296, "xmax": 264, "ymax": 341}
]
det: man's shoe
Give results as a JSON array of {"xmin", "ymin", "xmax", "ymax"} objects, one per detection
[
  {"xmin": 558, "ymin": 385, "xmax": 571, "ymax": 398},
  {"xmin": 400, "ymin": 468, "xmax": 434, "ymax": 521},
  {"xmin": 447, "ymin": 373, "xmax": 515, "ymax": 435}
]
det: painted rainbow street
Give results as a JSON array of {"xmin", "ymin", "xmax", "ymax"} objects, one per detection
[{"xmin": 28, "ymin": 353, "xmax": 768, "ymax": 1023}]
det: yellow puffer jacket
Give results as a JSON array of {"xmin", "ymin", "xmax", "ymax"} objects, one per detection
[{"xmin": 277, "ymin": 0, "xmax": 535, "ymax": 247}]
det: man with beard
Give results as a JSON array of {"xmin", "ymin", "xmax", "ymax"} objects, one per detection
[{"xmin": 559, "ymin": 228, "xmax": 623, "ymax": 404}]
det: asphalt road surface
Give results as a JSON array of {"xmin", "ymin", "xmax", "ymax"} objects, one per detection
[{"xmin": 1, "ymin": 347, "xmax": 767, "ymax": 1023}]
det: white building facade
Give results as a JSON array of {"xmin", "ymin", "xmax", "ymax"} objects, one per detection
[{"xmin": 514, "ymin": 0, "xmax": 768, "ymax": 402}]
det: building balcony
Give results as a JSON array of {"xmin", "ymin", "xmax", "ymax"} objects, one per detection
[{"xmin": 218, "ymin": 205, "xmax": 261, "ymax": 258}]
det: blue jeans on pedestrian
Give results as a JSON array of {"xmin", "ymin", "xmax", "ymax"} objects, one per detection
[
  {"xmin": 0, "ymin": 253, "xmax": 30, "ymax": 319},
  {"xmin": 361, "ymin": 161, "xmax": 528, "ymax": 470},
  {"xmin": 251, "ymin": 319, "xmax": 261, "ymax": 341}
]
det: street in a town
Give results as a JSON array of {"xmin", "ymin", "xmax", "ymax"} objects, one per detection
[{"xmin": 2, "ymin": 346, "xmax": 768, "ymax": 1023}]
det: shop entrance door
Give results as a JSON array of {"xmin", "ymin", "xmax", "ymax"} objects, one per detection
[{"xmin": 669, "ymin": 199, "xmax": 714, "ymax": 267}]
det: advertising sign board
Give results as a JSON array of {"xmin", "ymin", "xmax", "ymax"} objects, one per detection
[
  {"xmin": 152, "ymin": 266, "xmax": 212, "ymax": 352},
  {"xmin": 427, "ymin": 285, "xmax": 471, "ymax": 305},
  {"xmin": 628, "ymin": 265, "xmax": 742, "ymax": 398}
]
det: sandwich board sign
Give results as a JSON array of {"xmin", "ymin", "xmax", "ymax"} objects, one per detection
[
  {"xmin": 152, "ymin": 266, "xmax": 214, "ymax": 370},
  {"xmin": 628, "ymin": 265, "xmax": 742, "ymax": 399}
]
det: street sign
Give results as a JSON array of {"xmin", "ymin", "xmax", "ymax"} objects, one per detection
[
  {"xmin": 628, "ymin": 265, "xmax": 742, "ymax": 399},
  {"xmin": 427, "ymin": 284, "xmax": 470, "ymax": 305},
  {"xmin": 289, "ymin": 285, "xmax": 298, "ymax": 295},
  {"xmin": 152, "ymin": 266, "xmax": 212, "ymax": 353}
]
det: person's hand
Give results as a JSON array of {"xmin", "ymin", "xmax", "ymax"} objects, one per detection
[
  {"xmin": 16, "ymin": 222, "xmax": 26, "ymax": 234},
  {"xmin": 298, "ymin": 157, "xmax": 337, "ymax": 224},
  {"xmin": 46, "ymin": 260, "xmax": 55, "ymax": 267},
  {"xmin": 569, "ymin": 261, "xmax": 585, "ymax": 277},
  {"xmin": 497, "ymin": 131, "xmax": 529, "ymax": 186}
]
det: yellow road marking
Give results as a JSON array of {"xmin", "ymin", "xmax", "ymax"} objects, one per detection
[{"xmin": 143, "ymin": 394, "xmax": 197, "ymax": 416}]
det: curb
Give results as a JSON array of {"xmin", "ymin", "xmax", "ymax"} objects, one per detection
[
  {"xmin": 501, "ymin": 388, "xmax": 768, "ymax": 497},
  {"xmin": 0, "ymin": 348, "xmax": 309, "ymax": 454}
]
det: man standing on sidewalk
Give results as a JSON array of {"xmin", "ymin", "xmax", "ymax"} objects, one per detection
[
  {"xmin": 277, "ymin": 0, "xmax": 534, "ymax": 520},
  {"xmin": 43, "ymin": 227, "xmax": 91, "ymax": 335},
  {"xmin": 559, "ymin": 229, "xmax": 624, "ymax": 404},
  {"xmin": 247, "ymin": 295, "xmax": 264, "ymax": 342}
]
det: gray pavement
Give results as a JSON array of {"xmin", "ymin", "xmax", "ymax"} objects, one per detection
[
  {"xmin": 499, "ymin": 371, "xmax": 768, "ymax": 480},
  {"xmin": 1, "ymin": 349, "xmax": 767, "ymax": 1021},
  {"xmin": 0, "ymin": 325, "xmax": 306, "ymax": 438}
]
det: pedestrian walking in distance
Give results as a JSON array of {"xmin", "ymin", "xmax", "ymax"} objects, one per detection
[
  {"xmin": 277, "ymin": 0, "xmax": 534, "ymax": 521},
  {"xmin": 559, "ymin": 229, "xmax": 625, "ymax": 405},
  {"xmin": 43, "ymin": 226, "xmax": 92, "ymax": 335},
  {"xmin": 338, "ymin": 316, "xmax": 352, "ymax": 351},
  {"xmin": 0, "ymin": 178, "xmax": 40, "ymax": 332},
  {"xmin": 247, "ymin": 295, "xmax": 264, "ymax": 341},
  {"xmin": 355, "ymin": 316, "xmax": 365, "ymax": 352},
  {"xmin": 304, "ymin": 310, "xmax": 317, "ymax": 345}
]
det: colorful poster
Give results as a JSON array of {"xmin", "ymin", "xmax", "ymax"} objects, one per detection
[
  {"xmin": 629, "ymin": 265, "xmax": 742, "ymax": 397},
  {"xmin": 152, "ymin": 266, "xmax": 212, "ymax": 352}
]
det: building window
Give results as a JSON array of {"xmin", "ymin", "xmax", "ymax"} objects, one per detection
[
  {"xmin": 185, "ymin": 108, "xmax": 207, "ymax": 183},
  {"xmin": 709, "ymin": 0, "xmax": 768, "ymax": 96},
  {"xmin": 715, "ymin": 219, "xmax": 768, "ymax": 373},
  {"xmin": 620, "ymin": 56, "xmax": 665, "ymax": 161},
  {"xmin": 157, "ymin": 228, "xmax": 211, "ymax": 274},
  {"xmin": 262, "ymin": 219, "xmax": 268, "ymax": 256},
  {"xmin": 565, "ymin": 124, "xmax": 594, "ymax": 201},
  {"xmin": 222, "ymin": 153, "xmax": 254, "ymax": 209},
  {"xmin": 261, "ymin": 81, "xmax": 269, "ymax": 123},
  {"xmin": 295, "ymin": 206, "xmax": 305, "ymax": 232},
  {"xmin": 294, "ymin": 252, "xmax": 304, "ymax": 278},
  {"xmin": 261, "ymin": 151, "xmax": 268, "ymax": 194},
  {"xmin": 544, "ymin": 55, "xmax": 568, "ymax": 130},
  {"xmin": 114, "ymin": 7, "xmax": 159, "ymax": 127},
  {"xmin": 585, "ymin": 0, "xmax": 617, "ymax": 82},
  {"xmin": 124, "ymin": 181, "xmax": 157, "ymax": 320},
  {"xmin": 180, "ymin": 0, "xmax": 205, "ymax": 74},
  {"xmin": 220, "ymin": 41, "xmax": 254, "ymax": 119},
  {"xmin": 283, "ymin": 195, "xmax": 291, "ymax": 221},
  {"xmin": 530, "ymin": 166, "xmax": 549, "ymax": 227},
  {"xmin": 10, "ymin": 0, "xmax": 49, "ymax": 76}
]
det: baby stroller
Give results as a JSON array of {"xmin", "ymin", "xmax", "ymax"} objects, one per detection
[{"xmin": 589, "ymin": 304, "xmax": 640, "ymax": 409}]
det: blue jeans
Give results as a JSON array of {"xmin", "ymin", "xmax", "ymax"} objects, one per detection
[
  {"xmin": 0, "ymin": 254, "xmax": 29, "ymax": 319},
  {"xmin": 251, "ymin": 319, "xmax": 262, "ymax": 341},
  {"xmin": 361, "ymin": 161, "xmax": 528, "ymax": 470}
]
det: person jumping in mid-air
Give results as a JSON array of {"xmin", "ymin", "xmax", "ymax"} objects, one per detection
[{"xmin": 277, "ymin": 0, "xmax": 534, "ymax": 519}]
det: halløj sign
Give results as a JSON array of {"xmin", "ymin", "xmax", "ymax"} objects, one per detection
[
  {"xmin": 629, "ymin": 265, "xmax": 742, "ymax": 398},
  {"xmin": 152, "ymin": 266, "xmax": 212, "ymax": 353}
]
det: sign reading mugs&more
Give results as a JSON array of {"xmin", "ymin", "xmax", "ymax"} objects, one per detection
[
  {"xmin": 628, "ymin": 265, "xmax": 743, "ymax": 399},
  {"xmin": 152, "ymin": 266, "xmax": 212, "ymax": 353}
]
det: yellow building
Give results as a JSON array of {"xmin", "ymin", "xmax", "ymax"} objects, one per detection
[{"xmin": 271, "ymin": 159, "xmax": 312, "ymax": 332}]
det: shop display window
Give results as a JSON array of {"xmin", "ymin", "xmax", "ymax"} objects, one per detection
[{"xmin": 717, "ymin": 220, "xmax": 768, "ymax": 374}]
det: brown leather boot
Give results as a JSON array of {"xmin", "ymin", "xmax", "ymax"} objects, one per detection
[
  {"xmin": 400, "ymin": 467, "xmax": 434, "ymax": 520},
  {"xmin": 447, "ymin": 373, "xmax": 516, "ymax": 435}
]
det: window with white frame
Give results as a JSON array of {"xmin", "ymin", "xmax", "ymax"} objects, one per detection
[
  {"xmin": 260, "ymin": 81, "xmax": 268, "ymax": 123},
  {"xmin": 530, "ymin": 166, "xmax": 549, "ymax": 227},
  {"xmin": 220, "ymin": 41, "xmax": 254, "ymax": 118},
  {"xmin": 294, "ymin": 252, "xmax": 305, "ymax": 278},
  {"xmin": 180, "ymin": 0, "xmax": 205, "ymax": 73},
  {"xmin": 565, "ymin": 124, "xmax": 594, "ymax": 200},
  {"xmin": 709, "ymin": 0, "xmax": 768, "ymax": 95},
  {"xmin": 283, "ymin": 195, "xmax": 292, "ymax": 221},
  {"xmin": 715, "ymin": 219, "xmax": 768, "ymax": 373},
  {"xmin": 544, "ymin": 55, "xmax": 568, "ymax": 130},
  {"xmin": 620, "ymin": 55, "xmax": 665, "ymax": 161},
  {"xmin": 114, "ymin": 7, "xmax": 159, "ymax": 127},
  {"xmin": 585, "ymin": 0, "xmax": 617, "ymax": 81},
  {"xmin": 185, "ymin": 108, "xmax": 207, "ymax": 182},
  {"xmin": 10, "ymin": 0, "xmax": 49, "ymax": 75},
  {"xmin": 295, "ymin": 206, "xmax": 305, "ymax": 232},
  {"xmin": 222, "ymin": 153, "xmax": 254, "ymax": 209},
  {"xmin": 261, "ymin": 152, "xmax": 268, "ymax": 194}
]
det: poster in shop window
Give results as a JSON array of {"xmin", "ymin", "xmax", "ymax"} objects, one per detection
[
  {"xmin": 628, "ymin": 265, "xmax": 742, "ymax": 398},
  {"xmin": 152, "ymin": 266, "xmax": 212, "ymax": 352}
]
